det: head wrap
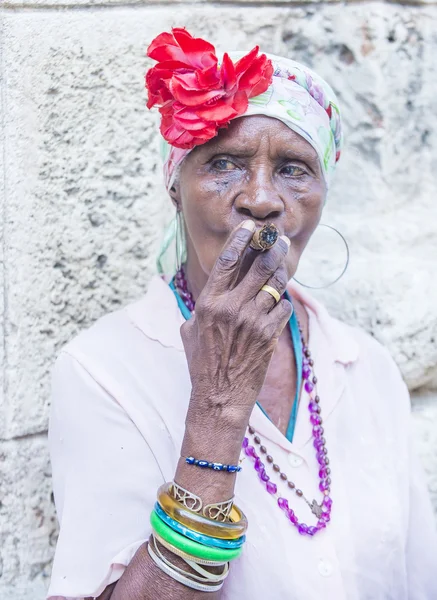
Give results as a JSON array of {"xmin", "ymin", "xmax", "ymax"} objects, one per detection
[{"xmin": 145, "ymin": 30, "xmax": 343, "ymax": 273}]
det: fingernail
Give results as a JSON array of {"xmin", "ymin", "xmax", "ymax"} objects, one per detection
[
  {"xmin": 240, "ymin": 220, "xmax": 256, "ymax": 232},
  {"xmin": 280, "ymin": 235, "xmax": 291, "ymax": 248}
]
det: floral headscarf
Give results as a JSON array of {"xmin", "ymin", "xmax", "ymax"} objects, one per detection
[{"xmin": 146, "ymin": 29, "xmax": 342, "ymax": 190}]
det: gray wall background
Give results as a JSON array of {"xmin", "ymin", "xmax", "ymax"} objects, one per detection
[{"xmin": 1, "ymin": 1, "xmax": 436, "ymax": 597}]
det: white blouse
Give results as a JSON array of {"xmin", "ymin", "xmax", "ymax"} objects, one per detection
[{"xmin": 47, "ymin": 275, "xmax": 437, "ymax": 600}]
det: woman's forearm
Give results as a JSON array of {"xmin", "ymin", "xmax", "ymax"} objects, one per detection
[
  {"xmin": 104, "ymin": 393, "xmax": 248, "ymax": 600},
  {"xmin": 107, "ymin": 540, "xmax": 221, "ymax": 600}
]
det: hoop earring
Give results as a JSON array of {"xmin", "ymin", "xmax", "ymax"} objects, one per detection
[
  {"xmin": 175, "ymin": 209, "xmax": 186, "ymax": 272},
  {"xmin": 293, "ymin": 224, "xmax": 349, "ymax": 289}
]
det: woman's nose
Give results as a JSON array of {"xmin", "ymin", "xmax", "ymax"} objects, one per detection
[{"xmin": 234, "ymin": 172, "xmax": 284, "ymax": 220}]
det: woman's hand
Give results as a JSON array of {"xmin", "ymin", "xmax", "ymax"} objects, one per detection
[{"xmin": 181, "ymin": 220, "xmax": 292, "ymax": 428}]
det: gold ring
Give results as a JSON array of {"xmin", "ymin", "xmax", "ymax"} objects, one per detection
[{"xmin": 261, "ymin": 285, "xmax": 281, "ymax": 304}]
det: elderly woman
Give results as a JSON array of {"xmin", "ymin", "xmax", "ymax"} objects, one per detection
[{"xmin": 47, "ymin": 28, "xmax": 437, "ymax": 600}]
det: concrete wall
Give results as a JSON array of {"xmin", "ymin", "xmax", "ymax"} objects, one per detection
[{"xmin": 1, "ymin": 1, "xmax": 436, "ymax": 597}]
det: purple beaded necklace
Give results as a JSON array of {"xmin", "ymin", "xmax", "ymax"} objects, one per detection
[{"xmin": 174, "ymin": 266, "xmax": 333, "ymax": 537}]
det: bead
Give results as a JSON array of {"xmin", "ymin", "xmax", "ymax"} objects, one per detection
[
  {"xmin": 317, "ymin": 452, "xmax": 327, "ymax": 465},
  {"xmin": 324, "ymin": 457, "xmax": 330, "ymax": 465},
  {"xmin": 315, "ymin": 395, "xmax": 320, "ymax": 403},
  {"xmin": 266, "ymin": 481, "xmax": 277, "ymax": 495},
  {"xmin": 254, "ymin": 435, "xmax": 261, "ymax": 444},
  {"xmin": 254, "ymin": 458, "xmax": 263, "ymax": 472},
  {"xmin": 320, "ymin": 512, "xmax": 331, "ymax": 523},
  {"xmin": 259, "ymin": 469, "xmax": 270, "ymax": 482},
  {"xmin": 198, "ymin": 461, "xmax": 209, "ymax": 468},
  {"xmin": 227, "ymin": 465, "xmax": 241, "ymax": 473},
  {"xmin": 280, "ymin": 473, "xmax": 287, "ymax": 481},
  {"xmin": 248, "ymin": 426, "xmax": 255, "ymax": 434},
  {"xmin": 245, "ymin": 446, "xmax": 256, "ymax": 458},
  {"xmin": 309, "ymin": 359, "xmax": 314, "ymax": 366},
  {"xmin": 288, "ymin": 481, "xmax": 295, "ymax": 489},
  {"xmin": 308, "ymin": 526, "xmax": 318, "ymax": 536},
  {"xmin": 323, "ymin": 496, "xmax": 333, "ymax": 509},
  {"xmin": 185, "ymin": 457, "xmax": 195, "ymax": 465},
  {"xmin": 260, "ymin": 445, "xmax": 267, "ymax": 454},
  {"xmin": 302, "ymin": 365, "xmax": 311, "ymax": 380},
  {"xmin": 312, "ymin": 376, "xmax": 318, "ymax": 384},
  {"xmin": 278, "ymin": 497, "xmax": 289, "ymax": 510},
  {"xmin": 312, "ymin": 425, "xmax": 323, "ymax": 438},
  {"xmin": 305, "ymin": 381, "xmax": 314, "ymax": 394},
  {"xmin": 242, "ymin": 437, "xmax": 249, "ymax": 449},
  {"xmin": 314, "ymin": 438, "xmax": 325, "ymax": 452},
  {"xmin": 304, "ymin": 348, "xmax": 311, "ymax": 357},
  {"xmin": 319, "ymin": 467, "xmax": 328, "ymax": 479},
  {"xmin": 317, "ymin": 519, "xmax": 326, "ymax": 529},
  {"xmin": 211, "ymin": 462, "xmax": 224, "ymax": 470},
  {"xmin": 266, "ymin": 455, "xmax": 273, "ymax": 463},
  {"xmin": 308, "ymin": 402, "xmax": 319, "ymax": 413},
  {"xmin": 288, "ymin": 509, "xmax": 298, "ymax": 524},
  {"xmin": 319, "ymin": 480, "xmax": 330, "ymax": 492},
  {"xmin": 273, "ymin": 464, "xmax": 280, "ymax": 472},
  {"xmin": 310, "ymin": 414, "xmax": 322, "ymax": 426},
  {"xmin": 298, "ymin": 523, "xmax": 308, "ymax": 535},
  {"xmin": 326, "ymin": 467, "xmax": 331, "ymax": 475},
  {"xmin": 296, "ymin": 489, "xmax": 303, "ymax": 497}
]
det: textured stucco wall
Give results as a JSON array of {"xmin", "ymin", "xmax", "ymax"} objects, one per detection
[{"xmin": 0, "ymin": 2, "xmax": 436, "ymax": 598}]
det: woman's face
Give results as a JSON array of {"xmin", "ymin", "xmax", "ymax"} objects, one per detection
[{"xmin": 174, "ymin": 115, "xmax": 327, "ymax": 282}]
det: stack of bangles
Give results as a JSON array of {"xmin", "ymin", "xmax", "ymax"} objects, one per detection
[{"xmin": 149, "ymin": 478, "xmax": 248, "ymax": 593}]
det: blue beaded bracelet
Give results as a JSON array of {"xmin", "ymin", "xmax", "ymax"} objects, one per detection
[
  {"xmin": 154, "ymin": 504, "xmax": 246, "ymax": 549},
  {"xmin": 185, "ymin": 456, "xmax": 242, "ymax": 472}
]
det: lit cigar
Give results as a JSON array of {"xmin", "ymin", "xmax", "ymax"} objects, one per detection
[{"xmin": 249, "ymin": 223, "xmax": 279, "ymax": 252}]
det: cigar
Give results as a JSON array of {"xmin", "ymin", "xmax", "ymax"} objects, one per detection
[{"xmin": 249, "ymin": 223, "xmax": 279, "ymax": 252}]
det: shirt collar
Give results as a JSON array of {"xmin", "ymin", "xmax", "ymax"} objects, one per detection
[{"xmin": 126, "ymin": 274, "xmax": 359, "ymax": 366}]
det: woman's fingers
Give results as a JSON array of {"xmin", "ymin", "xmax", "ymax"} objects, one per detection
[
  {"xmin": 256, "ymin": 263, "xmax": 290, "ymax": 312},
  {"xmin": 236, "ymin": 235, "xmax": 290, "ymax": 303},
  {"xmin": 205, "ymin": 220, "xmax": 256, "ymax": 296}
]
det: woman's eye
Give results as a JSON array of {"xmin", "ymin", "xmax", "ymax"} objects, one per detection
[
  {"xmin": 212, "ymin": 158, "xmax": 236, "ymax": 171},
  {"xmin": 280, "ymin": 165, "xmax": 306, "ymax": 176}
]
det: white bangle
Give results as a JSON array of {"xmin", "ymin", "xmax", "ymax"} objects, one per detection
[
  {"xmin": 184, "ymin": 557, "xmax": 230, "ymax": 582},
  {"xmin": 152, "ymin": 535, "xmax": 229, "ymax": 584},
  {"xmin": 147, "ymin": 541, "xmax": 224, "ymax": 593}
]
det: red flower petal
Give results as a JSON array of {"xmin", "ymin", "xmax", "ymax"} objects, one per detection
[
  {"xmin": 195, "ymin": 101, "xmax": 238, "ymax": 123},
  {"xmin": 248, "ymin": 60, "xmax": 274, "ymax": 98},
  {"xmin": 220, "ymin": 53, "xmax": 237, "ymax": 92},
  {"xmin": 196, "ymin": 64, "xmax": 220, "ymax": 88},
  {"xmin": 171, "ymin": 28, "xmax": 217, "ymax": 69},
  {"xmin": 234, "ymin": 46, "xmax": 260, "ymax": 79},
  {"xmin": 231, "ymin": 90, "xmax": 249, "ymax": 115},
  {"xmin": 238, "ymin": 54, "xmax": 272, "ymax": 93},
  {"xmin": 170, "ymin": 76, "xmax": 225, "ymax": 106}
]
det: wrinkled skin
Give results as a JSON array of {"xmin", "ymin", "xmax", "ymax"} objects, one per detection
[{"xmin": 170, "ymin": 115, "xmax": 326, "ymax": 432}]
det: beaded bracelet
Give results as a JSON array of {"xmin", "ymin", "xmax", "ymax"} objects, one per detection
[
  {"xmin": 185, "ymin": 456, "xmax": 242, "ymax": 472},
  {"xmin": 154, "ymin": 504, "xmax": 246, "ymax": 549},
  {"xmin": 150, "ymin": 511, "xmax": 243, "ymax": 562},
  {"xmin": 158, "ymin": 484, "xmax": 248, "ymax": 540}
]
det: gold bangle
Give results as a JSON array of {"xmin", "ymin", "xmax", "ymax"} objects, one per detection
[{"xmin": 157, "ymin": 483, "xmax": 248, "ymax": 540}]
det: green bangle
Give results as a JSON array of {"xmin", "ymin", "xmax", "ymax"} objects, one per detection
[{"xmin": 150, "ymin": 511, "xmax": 243, "ymax": 562}]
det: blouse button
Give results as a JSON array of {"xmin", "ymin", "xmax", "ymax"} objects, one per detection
[
  {"xmin": 287, "ymin": 454, "xmax": 303, "ymax": 467},
  {"xmin": 318, "ymin": 559, "xmax": 333, "ymax": 577}
]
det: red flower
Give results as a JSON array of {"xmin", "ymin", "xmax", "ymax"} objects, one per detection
[{"xmin": 145, "ymin": 28, "xmax": 273, "ymax": 149}]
